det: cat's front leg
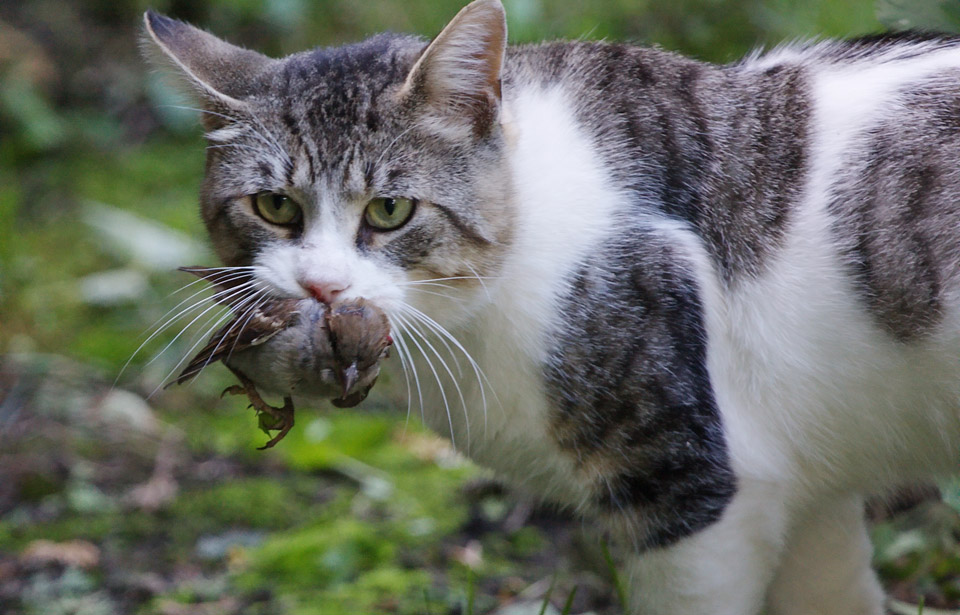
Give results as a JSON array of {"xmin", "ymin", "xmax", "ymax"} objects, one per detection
[
  {"xmin": 624, "ymin": 479, "xmax": 789, "ymax": 615},
  {"xmin": 765, "ymin": 494, "xmax": 884, "ymax": 615}
]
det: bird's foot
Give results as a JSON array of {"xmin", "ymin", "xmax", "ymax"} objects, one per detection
[{"xmin": 223, "ymin": 367, "xmax": 296, "ymax": 450}]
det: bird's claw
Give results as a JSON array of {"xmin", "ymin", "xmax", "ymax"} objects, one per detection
[
  {"xmin": 220, "ymin": 385, "xmax": 246, "ymax": 399},
  {"xmin": 256, "ymin": 397, "xmax": 295, "ymax": 450},
  {"xmin": 224, "ymin": 366, "xmax": 297, "ymax": 450}
]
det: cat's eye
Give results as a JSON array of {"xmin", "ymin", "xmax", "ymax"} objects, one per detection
[
  {"xmin": 252, "ymin": 192, "xmax": 302, "ymax": 226},
  {"xmin": 364, "ymin": 197, "xmax": 415, "ymax": 231}
]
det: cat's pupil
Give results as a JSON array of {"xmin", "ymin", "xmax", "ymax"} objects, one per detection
[
  {"xmin": 384, "ymin": 198, "xmax": 396, "ymax": 216},
  {"xmin": 272, "ymin": 195, "xmax": 285, "ymax": 211}
]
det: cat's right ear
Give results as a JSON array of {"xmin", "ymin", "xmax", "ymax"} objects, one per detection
[
  {"xmin": 141, "ymin": 11, "xmax": 276, "ymax": 129},
  {"xmin": 399, "ymin": 0, "xmax": 507, "ymax": 140}
]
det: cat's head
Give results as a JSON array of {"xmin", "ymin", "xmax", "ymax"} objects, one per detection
[{"xmin": 143, "ymin": 0, "xmax": 514, "ymax": 329}]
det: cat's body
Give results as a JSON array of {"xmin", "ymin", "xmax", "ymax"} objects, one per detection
[{"xmin": 145, "ymin": 3, "xmax": 960, "ymax": 612}]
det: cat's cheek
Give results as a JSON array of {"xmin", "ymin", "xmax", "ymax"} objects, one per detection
[{"xmin": 253, "ymin": 245, "xmax": 312, "ymax": 300}]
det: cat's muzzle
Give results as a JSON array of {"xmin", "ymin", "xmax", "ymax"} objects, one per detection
[
  {"xmin": 173, "ymin": 266, "xmax": 393, "ymax": 409},
  {"xmin": 223, "ymin": 298, "xmax": 392, "ymax": 407}
]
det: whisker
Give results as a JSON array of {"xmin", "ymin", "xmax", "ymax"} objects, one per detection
[
  {"xmin": 116, "ymin": 280, "xmax": 259, "ymax": 384},
  {"xmin": 386, "ymin": 315, "xmax": 414, "ymax": 429},
  {"xmin": 464, "ymin": 263, "xmax": 492, "ymax": 302},
  {"xmin": 399, "ymin": 303, "xmax": 499, "ymax": 436},
  {"xmin": 142, "ymin": 282, "xmax": 260, "ymax": 372},
  {"xmin": 395, "ymin": 311, "xmax": 471, "ymax": 449},
  {"xmin": 399, "ymin": 275, "xmax": 500, "ymax": 285},
  {"xmin": 164, "ymin": 267, "xmax": 258, "ymax": 302},
  {"xmin": 149, "ymin": 311, "xmax": 235, "ymax": 399},
  {"xmin": 224, "ymin": 288, "xmax": 273, "ymax": 362},
  {"xmin": 391, "ymin": 320, "xmax": 425, "ymax": 425},
  {"xmin": 402, "ymin": 281, "xmax": 457, "ymax": 290},
  {"xmin": 156, "ymin": 271, "xmax": 255, "ymax": 318},
  {"xmin": 151, "ymin": 283, "xmax": 269, "ymax": 394},
  {"xmin": 403, "ymin": 287, "xmax": 465, "ymax": 303},
  {"xmin": 174, "ymin": 287, "xmax": 266, "ymax": 365},
  {"xmin": 177, "ymin": 286, "xmax": 270, "ymax": 383},
  {"xmin": 176, "ymin": 265, "xmax": 259, "ymax": 272},
  {"xmin": 397, "ymin": 304, "xmax": 463, "ymax": 376},
  {"xmin": 393, "ymin": 312, "xmax": 460, "ymax": 451}
]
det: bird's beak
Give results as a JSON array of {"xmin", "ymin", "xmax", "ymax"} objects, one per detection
[{"xmin": 338, "ymin": 362, "xmax": 359, "ymax": 397}]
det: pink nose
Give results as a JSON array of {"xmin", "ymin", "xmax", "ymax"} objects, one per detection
[{"xmin": 305, "ymin": 280, "xmax": 349, "ymax": 305}]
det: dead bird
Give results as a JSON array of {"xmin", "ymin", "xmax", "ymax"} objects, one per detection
[{"xmin": 174, "ymin": 266, "xmax": 392, "ymax": 447}]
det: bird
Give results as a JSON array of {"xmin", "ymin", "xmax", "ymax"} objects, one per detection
[
  {"xmin": 326, "ymin": 299, "xmax": 393, "ymax": 408},
  {"xmin": 173, "ymin": 266, "xmax": 303, "ymax": 387},
  {"xmin": 172, "ymin": 266, "xmax": 392, "ymax": 448}
]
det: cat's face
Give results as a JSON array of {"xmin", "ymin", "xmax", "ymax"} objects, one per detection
[{"xmin": 145, "ymin": 0, "xmax": 513, "ymax": 329}]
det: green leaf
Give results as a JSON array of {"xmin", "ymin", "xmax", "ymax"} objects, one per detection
[{"xmin": 258, "ymin": 412, "xmax": 283, "ymax": 435}]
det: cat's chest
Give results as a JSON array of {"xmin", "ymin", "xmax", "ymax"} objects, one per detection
[{"xmin": 410, "ymin": 315, "xmax": 593, "ymax": 505}]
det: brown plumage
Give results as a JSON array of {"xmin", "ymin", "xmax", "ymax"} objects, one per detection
[
  {"xmin": 173, "ymin": 267, "xmax": 302, "ymax": 386},
  {"xmin": 173, "ymin": 266, "xmax": 392, "ymax": 448},
  {"xmin": 326, "ymin": 299, "xmax": 393, "ymax": 408}
]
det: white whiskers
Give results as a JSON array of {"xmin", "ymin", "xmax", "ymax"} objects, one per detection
[
  {"xmin": 384, "ymin": 297, "xmax": 498, "ymax": 452},
  {"xmin": 117, "ymin": 265, "xmax": 275, "ymax": 397}
]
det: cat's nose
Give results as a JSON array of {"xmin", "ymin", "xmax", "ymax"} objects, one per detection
[{"xmin": 304, "ymin": 280, "xmax": 349, "ymax": 305}]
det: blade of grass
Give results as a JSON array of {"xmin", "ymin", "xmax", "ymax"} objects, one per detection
[
  {"xmin": 601, "ymin": 540, "xmax": 628, "ymax": 610},
  {"xmin": 561, "ymin": 586, "xmax": 579, "ymax": 615},
  {"xmin": 423, "ymin": 587, "xmax": 433, "ymax": 615},
  {"xmin": 538, "ymin": 574, "xmax": 558, "ymax": 615},
  {"xmin": 466, "ymin": 568, "xmax": 476, "ymax": 615}
]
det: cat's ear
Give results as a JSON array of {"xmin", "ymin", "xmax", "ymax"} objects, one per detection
[
  {"xmin": 400, "ymin": 0, "xmax": 507, "ymax": 139},
  {"xmin": 142, "ymin": 11, "xmax": 275, "ymax": 129}
]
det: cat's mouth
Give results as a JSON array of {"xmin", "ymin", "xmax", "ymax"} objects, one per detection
[{"xmin": 172, "ymin": 266, "xmax": 393, "ymax": 445}]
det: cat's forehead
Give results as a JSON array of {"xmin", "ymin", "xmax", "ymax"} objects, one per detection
[{"xmin": 252, "ymin": 34, "xmax": 425, "ymax": 162}]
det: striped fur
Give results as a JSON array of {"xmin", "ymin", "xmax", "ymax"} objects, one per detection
[{"xmin": 145, "ymin": 4, "xmax": 960, "ymax": 612}]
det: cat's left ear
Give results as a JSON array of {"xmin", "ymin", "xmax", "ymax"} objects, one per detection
[
  {"xmin": 142, "ymin": 11, "xmax": 276, "ymax": 129},
  {"xmin": 400, "ymin": 0, "xmax": 507, "ymax": 139}
]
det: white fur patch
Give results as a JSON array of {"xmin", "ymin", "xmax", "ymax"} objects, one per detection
[
  {"xmin": 409, "ymin": 84, "xmax": 630, "ymax": 502},
  {"xmin": 709, "ymin": 43, "xmax": 960, "ymax": 493}
]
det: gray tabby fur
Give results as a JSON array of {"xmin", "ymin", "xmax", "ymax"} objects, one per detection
[{"xmin": 144, "ymin": 3, "xmax": 960, "ymax": 612}]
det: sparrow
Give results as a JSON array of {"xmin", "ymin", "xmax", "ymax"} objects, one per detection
[
  {"xmin": 173, "ymin": 266, "xmax": 302, "ymax": 387},
  {"xmin": 172, "ymin": 266, "xmax": 392, "ymax": 448},
  {"xmin": 326, "ymin": 299, "xmax": 393, "ymax": 408}
]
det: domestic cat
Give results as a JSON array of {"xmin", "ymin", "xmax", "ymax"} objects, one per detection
[{"xmin": 143, "ymin": 1, "xmax": 960, "ymax": 612}]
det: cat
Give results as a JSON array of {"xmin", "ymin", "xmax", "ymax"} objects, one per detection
[{"xmin": 143, "ymin": 1, "xmax": 960, "ymax": 613}]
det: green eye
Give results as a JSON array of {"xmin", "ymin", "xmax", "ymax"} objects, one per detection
[
  {"xmin": 364, "ymin": 197, "xmax": 415, "ymax": 231},
  {"xmin": 253, "ymin": 192, "xmax": 302, "ymax": 226}
]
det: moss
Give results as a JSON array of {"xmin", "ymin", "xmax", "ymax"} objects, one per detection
[
  {"xmin": 1, "ymin": 513, "xmax": 131, "ymax": 552},
  {"xmin": 237, "ymin": 519, "xmax": 398, "ymax": 592},
  {"xmin": 287, "ymin": 567, "xmax": 433, "ymax": 615},
  {"xmin": 166, "ymin": 478, "xmax": 321, "ymax": 533}
]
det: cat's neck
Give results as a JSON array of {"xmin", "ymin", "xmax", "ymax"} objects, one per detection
[{"xmin": 485, "ymin": 82, "xmax": 628, "ymax": 356}]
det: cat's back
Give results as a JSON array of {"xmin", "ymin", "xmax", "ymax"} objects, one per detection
[
  {"xmin": 500, "ymin": 33, "xmax": 960, "ymax": 491},
  {"xmin": 695, "ymin": 34, "xmax": 960, "ymax": 490}
]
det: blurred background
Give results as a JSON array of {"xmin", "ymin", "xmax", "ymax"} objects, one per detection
[{"xmin": 3, "ymin": 0, "xmax": 960, "ymax": 614}]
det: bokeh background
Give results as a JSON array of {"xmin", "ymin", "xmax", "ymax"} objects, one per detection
[{"xmin": 3, "ymin": 0, "xmax": 960, "ymax": 614}]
